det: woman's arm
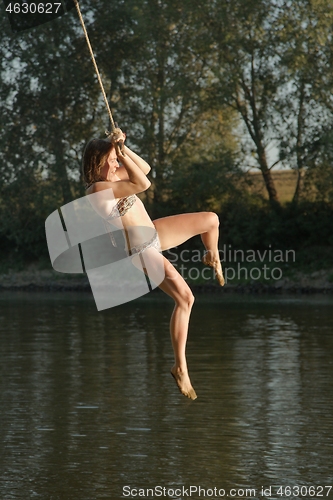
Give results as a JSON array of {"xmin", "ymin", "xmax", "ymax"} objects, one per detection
[
  {"xmin": 116, "ymin": 145, "xmax": 151, "ymax": 180},
  {"xmin": 123, "ymin": 146, "xmax": 151, "ymax": 174},
  {"xmin": 117, "ymin": 147, "xmax": 150, "ymax": 192},
  {"xmin": 92, "ymin": 143, "xmax": 150, "ymax": 198},
  {"xmin": 111, "ymin": 129, "xmax": 151, "ymax": 180}
]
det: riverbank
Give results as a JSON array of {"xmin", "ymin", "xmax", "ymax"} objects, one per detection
[{"xmin": 1, "ymin": 264, "xmax": 333, "ymax": 294}]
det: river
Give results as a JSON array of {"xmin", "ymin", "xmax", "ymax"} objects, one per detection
[{"xmin": 0, "ymin": 292, "xmax": 332, "ymax": 499}]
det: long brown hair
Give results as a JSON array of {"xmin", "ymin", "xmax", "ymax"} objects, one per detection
[{"xmin": 82, "ymin": 138, "xmax": 114, "ymax": 187}]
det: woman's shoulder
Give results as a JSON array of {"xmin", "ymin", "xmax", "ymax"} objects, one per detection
[
  {"xmin": 86, "ymin": 182, "xmax": 137, "ymax": 206},
  {"xmin": 85, "ymin": 180, "xmax": 113, "ymax": 194}
]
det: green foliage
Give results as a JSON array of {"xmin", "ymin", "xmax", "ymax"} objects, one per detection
[
  {"xmin": 0, "ymin": 175, "xmax": 82, "ymax": 261},
  {"xmin": 0, "ymin": 0, "xmax": 333, "ymax": 267},
  {"xmin": 190, "ymin": 0, "xmax": 333, "ymax": 204},
  {"xmin": 220, "ymin": 197, "xmax": 333, "ymax": 251},
  {"xmin": 161, "ymin": 158, "xmax": 240, "ymax": 215}
]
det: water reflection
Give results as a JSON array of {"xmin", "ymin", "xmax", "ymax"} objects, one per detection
[{"xmin": 0, "ymin": 292, "xmax": 332, "ymax": 499}]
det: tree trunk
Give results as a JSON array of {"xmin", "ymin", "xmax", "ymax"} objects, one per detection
[
  {"xmin": 292, "ymin": 81, "xmax": 305, "ymax": 204},
  {"xmin": 293, "ymin": 168, "xmax": 304, "ymax": 204},
  {"xmin": 151, "ymin": 55, "xmax": 166, "ymax": 214},
  {"xmin": 236, "ymin": 87, "xmax": 280, "ymax": 205},
  {"xmin": 258, "ymin": 146, "xmax": 279, "ymax": 204},
  {"xmin": 54, "ymin": 136, "xmax": 72, "ymax": 205}
]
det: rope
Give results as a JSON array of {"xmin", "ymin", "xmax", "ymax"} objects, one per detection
[{"xmin": 72, "ymin": 0, "xmax": 116, "ymax": 132}]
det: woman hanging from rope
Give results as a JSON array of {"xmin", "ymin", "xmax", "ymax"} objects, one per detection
[{"xmin": 82, "ymin": 129, "xmax": 224, "ymax": 400}]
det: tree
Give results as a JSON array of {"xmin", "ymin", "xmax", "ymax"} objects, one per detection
[
  {"xmin": 192, "ymin": 0, "xmax": 282, "ymax": 204},
  {"xmin": 275, "ymin": 0, "xmax": 333, "ymax": 202},
  {"xmin": 96, "ymin": 0, "xmax": 240, "ymax": 215},
  {"xmin": 193, "ymin": 0, "xmax": 333, "ymax": 205},
  {"xmin": 0, "ymin": 1, "xmax": 126, "ymax": 256}
]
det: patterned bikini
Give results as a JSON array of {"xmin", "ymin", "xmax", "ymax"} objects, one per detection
[{"xmin": 105, "ymin": 194, "xmax": 160, "ymax": 256}]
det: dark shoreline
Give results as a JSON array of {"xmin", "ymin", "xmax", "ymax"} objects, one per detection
[
  {"xmin": 1, "ymin": 281, "xmax": 332, "ymax": 295},
  {"xmin": 1, "ymin": 265, "xmax": 333, "ymax": 295}
]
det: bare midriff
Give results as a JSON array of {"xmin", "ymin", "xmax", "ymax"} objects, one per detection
[
  {"xmin": 105, "ymin": 195, "xmax": 157, "ymax": 249},
  {"xmin": 120, "ymin": 195, "xmax": 155, "ymax": 230}
]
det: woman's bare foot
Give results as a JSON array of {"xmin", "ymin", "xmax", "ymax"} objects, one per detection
[
  {"xmin": 171, "ymin": 366, "xmax": 197, "ymax": 400},
  {"xmin": 202, "ymin": 251, "xmax": 225, "ymax": 286}
]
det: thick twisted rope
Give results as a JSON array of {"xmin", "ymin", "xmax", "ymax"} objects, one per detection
[{"xmin": 73, "ymin": 0, "xmax": 116, "ymax": 133}]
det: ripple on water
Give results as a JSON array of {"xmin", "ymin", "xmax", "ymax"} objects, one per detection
[{"xmin": 0, "ymin": 293, "xmax": 333, "ymax": 497}]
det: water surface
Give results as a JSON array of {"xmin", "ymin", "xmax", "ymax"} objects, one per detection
[{"xmin": 0, "ymin": 292, "xmax": 332, "ymax": 499}]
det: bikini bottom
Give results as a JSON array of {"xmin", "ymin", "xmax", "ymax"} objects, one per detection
[{"xmin": 128, "ymin": 230, "xmax": 161, "ymax": 256}]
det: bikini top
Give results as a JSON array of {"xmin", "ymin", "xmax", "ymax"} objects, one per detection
[
  {"xmin": 85, "ymin": 181, "xmax": 136, "ymax": 220},
  {"xmin": 106, "ymin": 194, "xmax": 136, "ymax": 220}
]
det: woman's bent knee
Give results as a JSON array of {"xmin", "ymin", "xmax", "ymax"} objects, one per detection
[
  {"xmin": 212, "ymin": 212, "xmax": 220, "ymax": 227},
  {"xmin": 207, "ymin": 211, "xmax": 219, "ymax": 228},
  {"xmin": 178, "ymin": 288, "xmax": 195, "ymax": 308}
]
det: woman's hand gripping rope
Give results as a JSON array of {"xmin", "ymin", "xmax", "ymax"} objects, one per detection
[{"xmin": 105, "ymin": 126, "xmax": 126, "ymax": 156}]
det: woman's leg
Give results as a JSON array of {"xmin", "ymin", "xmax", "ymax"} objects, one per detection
[
  {"xmin": 158, "ymin": 255, "xmax": 197, "ymax": 400},
  {"xmin": 153, "ymin": 212, "xmax": 219, "ymax": 251},
  {"xmin": 130, "ymin": 248, "xmax": 196, "ymax": 398},
  {"xmin": 153, "ymin": 212, "xmax": 224, "ymax": 285}
]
